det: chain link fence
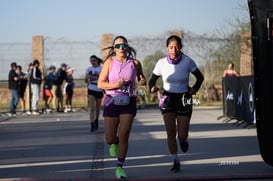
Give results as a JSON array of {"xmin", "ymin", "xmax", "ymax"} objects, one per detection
[
  {"xmin": 0, "ymin": 31, "xmax": 241, "ymax": 110},
  {"xmin": 1, "ymin": 32, "xmax": 229, "ymax": 80}
]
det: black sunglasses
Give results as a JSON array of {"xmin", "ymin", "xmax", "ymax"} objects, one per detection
[{"xmin": 114, "ymin": 43, "xmax": 128, "ymax": 49}]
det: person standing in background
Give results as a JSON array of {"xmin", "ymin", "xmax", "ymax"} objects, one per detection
[
  {"xmin": 30, "ymin": 60, "xmax": 42, "ymax": 115},
  {"xmin": 63, "ymin": 67, "xmax": 75, "ymax": 113},
  {"xmin": 85, "ymin": 55, "xmax": 103, "ymax": 132},
  {"xmin": 25, "ymin": 63, "xmax": 33, "ymax": 114},
  {"xmin": 223, "ymin": 62, "xmax": 240, "ymax": 77},
  {"xmin": 43, "ymin": 65, "xmax": 56, "ymax": 112},
  {"xmin": 16, "ymin": 65, "xmax": 28, "ymax": 113},
  {"xmin": 7, "ymin": 62, "xmax": 19, "ymax": 117},
  {"xmin": 53, "ymin": 63, "xmax": 67, "ymax": 112}
]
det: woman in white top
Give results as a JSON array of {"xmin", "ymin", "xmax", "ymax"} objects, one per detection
[
  {"xmin": 149, "ymin": 35, "xmax": 204, "ymax": 173},
  {"xmin": 85, "ymin": 55, "xmax": 103, "ymax": 132}
]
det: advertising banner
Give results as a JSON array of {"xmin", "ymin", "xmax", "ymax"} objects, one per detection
[{"xmin": 222, "ymin": 76, "xmax": 255, "ymax": 124}]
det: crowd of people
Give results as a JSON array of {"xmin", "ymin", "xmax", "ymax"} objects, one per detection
[
  {"xmin": 7, "ymin": 61, "xmax": 75, "ymax": 116},
  {"xmin": 6, "ymin": 35, "xmax": 205, "ymax": 179}
]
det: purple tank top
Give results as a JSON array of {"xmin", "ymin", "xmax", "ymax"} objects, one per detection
[
  {"xmin": 106, "ymin": 56, "xmax": 137, "ymax": 96},
  {"xmin": 225, "ymin": 73, "xmax": 236, "ymax": 77}
]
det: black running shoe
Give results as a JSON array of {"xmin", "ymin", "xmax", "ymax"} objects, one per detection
[
  {"xmin": 170, "ymin": 160, "xmax": 181, "ymax": 173},
  {"xmin": 94, "ymin": 119, "xmax": 98, "ymax": 130},
  {"xmin": 180, "ymin": 140, "xmax": 189, "ymax": 153},
  {"xmin": 90, "ymin": 123, "xmax": 95, "ymax": 132}
]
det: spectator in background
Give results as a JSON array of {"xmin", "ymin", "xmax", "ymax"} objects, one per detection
[
  {"xmin": 25, "ymin": 63, "xmax": 33, "ymax": 114},
  {"xmin": 63, "ymin": 67, "xmax": 75, "ymax": 113},
  {"xmin": 85, "ymin": 55, "xmax": 103, "ymax": 132},
  {"xmin": 53, "ymin": 63, "xmax": 67, "ymax": 112},
  {"xmin": 223, "ymin": 62, "xmax": 240, "ymax": 77},
  {"xmin": 7, "ymin": 62, "xmax": 19, "ymax": 117},
  {"xmin": 43, "ymin": 65, "xmax": 56, "ymax": 112},
  {"xmin": 30, "ymin": 60, "xmax": 42, "ymax": 115},
  {"xmin": 16, "ymin": 65, "xmax": 28, "ymax": 113}
]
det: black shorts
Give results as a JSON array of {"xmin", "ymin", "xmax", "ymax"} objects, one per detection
[
  {"xmin": 88, "ymin": 89, "xmax": 104, "ymax": 99},
  {"xmin": 159, "ymin": 91, "xmax": 193, "ymax": 117},
  {"xmin": 18, "ymin": 89, "xmax": 26, "ymax": 99}
]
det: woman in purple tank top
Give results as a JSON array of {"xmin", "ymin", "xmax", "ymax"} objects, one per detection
[
  {"xmin": 98, "ymin": 35, "xmax": 146, "ymax": 179},
  {"xmin": 223, "ymin": 62, "xmax": 240, "ymax": 77}
]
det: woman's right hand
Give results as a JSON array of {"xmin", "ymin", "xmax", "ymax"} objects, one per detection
[
  {"xmin": 150, "ymin": 86, "xmax": 159, "ymax": 93},
  {"xmin": 115, "ymin": 79, "xmax": 125, "ymax": 88}
]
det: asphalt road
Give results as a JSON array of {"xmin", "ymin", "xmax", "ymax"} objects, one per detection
[{"xmin": 0, "ymin": 107, "xmax": 272, "ymax": 180}]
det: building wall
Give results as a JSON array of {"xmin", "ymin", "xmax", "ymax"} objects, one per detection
[{"xmin": 240, "ymin": 32, "xmax": 252, "ymax": 76}]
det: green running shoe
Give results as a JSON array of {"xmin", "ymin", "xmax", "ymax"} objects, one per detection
[
  {"xmin": 109, "ymin": 144, "xmax": 118, "ymax": 157},
  {"xmin": 115, "ymin": 166, "xmax": 127, "ymax": 179}
]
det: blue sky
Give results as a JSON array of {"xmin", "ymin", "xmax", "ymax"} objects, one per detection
[{"xmin": 0, "ymin": 0, "xmax": 249, "ymax": 43}]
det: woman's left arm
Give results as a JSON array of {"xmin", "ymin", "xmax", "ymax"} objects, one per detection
[
  {"xmin": 134, "ymin": 59, "xmax": 146, "ymax": 86},
  {"xmin": 190, "ymin": 68, "xmax": 204, "ymax": 94}
]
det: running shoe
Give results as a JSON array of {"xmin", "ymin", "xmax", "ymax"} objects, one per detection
[
  {"xmin": 46, "ymin": 108, "xmax": 52, "ymax": 113},
  {"xmin": 32, "ymin": 111, "xmax": 40, "ymax": 115},
  {"xmin": 90, "ymin": 123, "xmax": 95, "ymax": 132},
  {"xmin": 109, "ymin": 144, "xmax": 118, "ymax": 157},
  {"xmin": 94, "ymin": 119, "xmax": 98, "ymax": 130},
  {"xmin": 6, "ymin": 113, "xmax": 14, "ymax": 117},
  {"xmin": 179, "ymin": 140, "xmax": 189, "ymax": 153},
  {"xmin": 115, "ymin": 166, "xmax": 127, "ymax": 179},
  {"xmin": 170, "ymin": 160, "xmax": 181, "ymax": 173}
]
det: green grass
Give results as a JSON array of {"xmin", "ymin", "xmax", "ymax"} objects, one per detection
[
  {"xmin": 198, "ymin": 100, "xmax": 222, "ymax": 107},
  {"xmin": 0, "ymin": 100, "xmax": 88, "ymax": 112}
]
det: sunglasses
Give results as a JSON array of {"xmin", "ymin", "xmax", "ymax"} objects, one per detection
[{"xmin": 114, "ymin": 43, "xmax": 128, "ymax": 49}]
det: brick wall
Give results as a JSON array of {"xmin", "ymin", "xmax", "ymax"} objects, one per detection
[{"xmin": 240, "ymin": 32, "xmax": 252, "ymax": 76}]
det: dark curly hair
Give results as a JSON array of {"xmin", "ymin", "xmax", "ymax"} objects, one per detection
[
  {"xmin": 33, "ymin": 59, "xmax": 40, "ymax": 66},
  {"xmin": 90, "ymin": 55, "xmax": 102, "ymax": 65},
  {"xmin": 102, "ymin": 35, "xmax": 136, "ymax": 62}
]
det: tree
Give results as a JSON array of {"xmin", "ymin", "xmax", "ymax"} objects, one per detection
[
  {"xmin": 206, "ymin": 15, "xmax": 251, "ymax": 85},
  {"xmin": 142, "ymin": 50, "xmax": 165, "ymax": 81}
]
